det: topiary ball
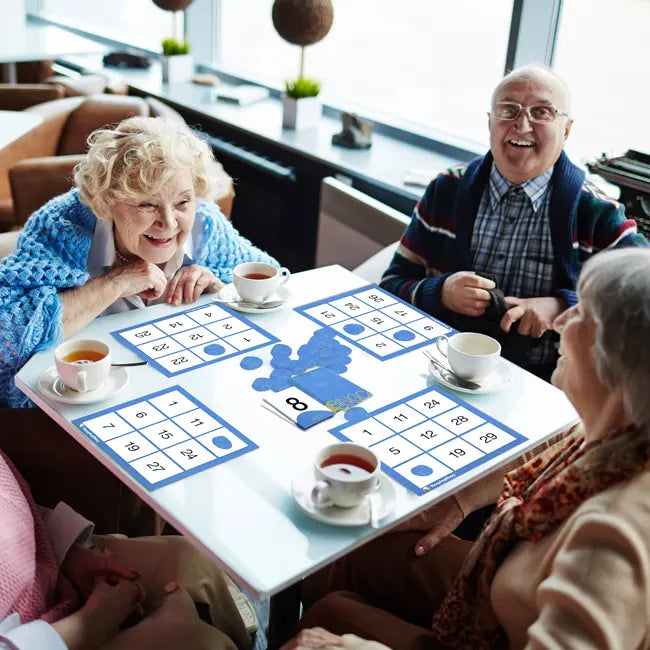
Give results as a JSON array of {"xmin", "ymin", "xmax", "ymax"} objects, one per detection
[
  {"xmin": 272, "ymin": 0, "xmax": 334, "ymax": 47},
  {"xmin": 152, "ymin": 0, "xmax": 194, "ymax": 11}
]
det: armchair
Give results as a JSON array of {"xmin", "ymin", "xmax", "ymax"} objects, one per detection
[{"xmin": 1, "ymin": 93, "xmax": 236, "ymax": 229}]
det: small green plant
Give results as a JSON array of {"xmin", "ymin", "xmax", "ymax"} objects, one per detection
[
  {"xmin": 162, "ymin": 37, "xmax": 190, "ymax": 56},
  {"xmin": 285, "ymin": 77, "xmax": 320, "ymax": 99}
]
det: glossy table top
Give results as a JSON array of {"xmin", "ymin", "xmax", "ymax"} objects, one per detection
[{"xmin": 15, "ymin": 265, "xmax": 578, "ymax": 597}]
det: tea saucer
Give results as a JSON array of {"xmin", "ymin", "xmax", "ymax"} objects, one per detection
[
  {"xmin": 291, "ymin": 468, "xmax": 396, "ymax": 527},
  {"xmin": 38, "ymin": 366, "xmax": 128, "ymax": 405},
  {"xmin": 428, "ymin": 358, "xmax": 512, "ymax": 394},
  {"xmin": 217, "ymin": 284, "xmax": 290, "ymax": 314}
]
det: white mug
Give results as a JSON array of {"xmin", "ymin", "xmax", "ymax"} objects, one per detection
[
  {"xmin": 54, "ymin": 339, "xmax": 111, "ymax": 393},
  {"xmin": 311, "ymin": 442, "xmax": 379, "ymax": 508},
  {"xmin": 436, "ymin": 332, "xmax": 501, "ymax": 382},
  {"xmin": 232, "ymin": 262, "xmax": 290, "ymax": 304}
]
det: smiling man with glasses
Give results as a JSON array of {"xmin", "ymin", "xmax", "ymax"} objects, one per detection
[{"xmin": 381, "ymin": 63, "xmax": 647, "ymax": 382}]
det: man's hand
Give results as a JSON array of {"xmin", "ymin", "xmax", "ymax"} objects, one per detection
[
  {"xmin": 62, "ymin": 544, "xmax": 140, "ymax": 600},
  {"xmin": 441, "ymin": 272, "xmax": 496, "ymax": 316},
  {"xmin": 281, "ymin": 627, "xmax": 390, "ymax": 650},
  {"xmin": 166, "ymin": 264, "xmax": 223, "ymax": 306},
  {"xmin": 500, "ymin": 296, "xmax": 565, "ymax": 337},
  {"xmin": 390, "ymin": 496, "xmax": 464, "ymax": 556}
]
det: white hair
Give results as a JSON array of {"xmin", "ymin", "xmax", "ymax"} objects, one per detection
[{"xmin": 578, "ymin": 247, "xmax": 650, "ymax": 430}]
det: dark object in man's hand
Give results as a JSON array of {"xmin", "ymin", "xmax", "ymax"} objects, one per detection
[
  {"xmin": 103, "ymin": 52, "xmax": 152, "ymax": 69},
  {"xmin": 332, "ymin": 112, "xmax": 373, "ymax": 149}
]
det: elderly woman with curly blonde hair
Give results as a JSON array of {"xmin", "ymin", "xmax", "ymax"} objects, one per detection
[{"xmin": 0, "ymin": 116, "xmax": 277, "ymax": 407}]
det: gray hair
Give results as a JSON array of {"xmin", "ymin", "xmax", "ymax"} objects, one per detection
[
  {"xmin": 491, "ymin": 63, "xmax": 572, "ymax": 117},
  {"xmin": 578, "ymin": 247, "xmax": 650, "ymax": 430}
]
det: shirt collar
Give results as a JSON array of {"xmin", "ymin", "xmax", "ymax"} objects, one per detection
[
  {"xmin": 488, "ymin": 163, "xmax": 553, "ymax": 213},
  {"xmin": 87, "ymin": 218, "xmax": 195, "ymax": 278}
]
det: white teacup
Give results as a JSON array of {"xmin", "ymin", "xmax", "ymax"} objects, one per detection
[
  {"xmin": 232, "ymin": 262, "xmax": 290, "ymax": 304},
  {"xmin": 54, "ymin": 339, "xmax": 111, "ymax": 393},
  {"xmin": 311, "ymin": 442, "xmax": 379, "ymax": 509},
  {"xmin": 436, "ymin": 332, "xmax": 501, "ymax": 382}
]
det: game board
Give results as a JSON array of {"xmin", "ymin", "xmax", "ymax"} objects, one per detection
[
  {"xmin": 295, "ymin": 285, "xmax": 454, "ymax": 361},
  {"xmin": 329, "ymin": 385, "xmax": 527, "ymax": 496},
  {"xmin": 72, "ymin": 386, "xmax": 257, "ymax": 490},
  {"xmin": 111, "ymin": 302, "xmax": 279, "ymax": 377}
]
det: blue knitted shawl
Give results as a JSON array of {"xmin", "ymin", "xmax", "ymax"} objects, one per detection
[{"xmin": 0, "ymin": 189, "xmax": 277, "ymax": 407}]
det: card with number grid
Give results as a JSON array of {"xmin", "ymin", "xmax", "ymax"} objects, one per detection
[
  {"xmin": 328, "ymin": 385, "xmax": 527, "ymax": 495},
  {"xmin": 72, "ymin": 386, "xmax": 257, "ymax": 490},
  {"xmin": 294, "ymin": 285, "xmax": 456, "ymax": 361},
  {"xmin": 111, "ymin": 302, "xmax": 279, "ymax": 377}
]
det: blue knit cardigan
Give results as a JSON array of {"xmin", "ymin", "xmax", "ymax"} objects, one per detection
[{"xmin": 0, "ymin": 189, "xmax": 277, "ymax": 407}]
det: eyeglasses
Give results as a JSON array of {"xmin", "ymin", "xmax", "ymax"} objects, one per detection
[{"xmin": 491, "ymin": 102, "xmax": 569, "ymax": 123}]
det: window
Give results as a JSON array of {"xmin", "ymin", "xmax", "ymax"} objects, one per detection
[
  {"xmin": 553, "ymin": 0, "xmax": 650, "ymax": 162},
  {"xmin": 38, "ymin": 0, "xmax": 182, "ymax": 53},
  {"xmin": 216, "ymin": 0, "xmax": 513, "ymax": 146}
]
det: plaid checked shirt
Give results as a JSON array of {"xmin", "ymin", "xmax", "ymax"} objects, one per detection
[{"xmin": 471, "ymin": 164, "xmax": 555, "ymax": 365}]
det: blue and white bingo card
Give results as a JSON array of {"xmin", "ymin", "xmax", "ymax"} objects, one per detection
[
  {"xmin": 295, "ymin": 285, "xmax": 455, "ymax": 361},
  {"xmin": 111, "ymin": 302, "xmax": 279, "ymax": 377},
  {"xmin": 73, "ymin": 386, "xmax": 258, "ymax": 490},
  {"xmin": 329, "ymin": 385, "xmax": 527, "ymax": 496}
]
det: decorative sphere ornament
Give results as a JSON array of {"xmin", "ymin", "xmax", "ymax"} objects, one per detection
[
  {"xmin": 272, "ymin": 0, "xmax": 334, "ymax": 47},
  {"xmin": 152, "ymin": 0, "xmax": 194, "ymax": 11}
]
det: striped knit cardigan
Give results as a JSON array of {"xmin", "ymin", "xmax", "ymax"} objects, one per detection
[{"xmin": 380, "ymin": 151, "xmax": 647, "ymax": 370}]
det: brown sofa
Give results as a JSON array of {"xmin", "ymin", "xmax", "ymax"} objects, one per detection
[{"xmin": 0, "ymin": 94, "xmax": 235, "ymax": 229}]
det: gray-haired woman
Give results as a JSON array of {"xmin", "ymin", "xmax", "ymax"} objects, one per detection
[
  {"xmin": 287, "ymin": 247, "xmax": 650, "ymax": 649},
  {"xmin": 0, "ymin": 116, "xmax": 278, "ymax": 407}
]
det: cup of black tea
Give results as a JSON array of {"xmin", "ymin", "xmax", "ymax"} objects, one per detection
[
  {"xmin": 232, "ymin": 262, "xmax": 290, "ymax": 304},
  {"xmin": 312, "ymin": 442, "xmax": 379, "ymax": 508}
]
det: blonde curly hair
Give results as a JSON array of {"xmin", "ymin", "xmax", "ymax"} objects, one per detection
[{"xmin": 74, "ymin": 116, "xmax": 227, "ymax": 219}]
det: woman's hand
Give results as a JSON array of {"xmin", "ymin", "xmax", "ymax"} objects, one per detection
[
  {"xmin": 166, "ymin": 264, "xmax": 224, "ymax": 306},
  {"xmin": 52, "ymin": 577, "xmax": 143, "ymax": 650},
  {"xmin": 110, "ymin": 259, "xmax": 168, "ymax": 301},
  {"xmin": 390, "ymin": 496, "xmax": 464, "ymax": 556},
  {"xmin": 62, "ymin": 544, "xmax": 140, "ymax": 600},
  {"xmin": 281, "ymin": 627, "xmax": 391, "ymax": 650}
]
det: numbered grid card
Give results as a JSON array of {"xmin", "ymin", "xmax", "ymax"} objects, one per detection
[
  {"xmin": 295, "ymin": 285, "xmax": 455, "ymax": 361},
  {"xmin": 111, "ymin": 302, "xmax": 279, "ymax": 377},
  {"xmin": 72, "ymin": 386, "xmax": 258, "ymax": 490},
  {"xmin": 329, "ymin": 385, "xmax": 527, "ymax": 496},
  {"xmin": 263, "ymin": 387, "xmax": 335, "ymax": 429}
]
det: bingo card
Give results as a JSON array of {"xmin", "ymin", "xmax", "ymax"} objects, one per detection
[
  {"xmin": 329, "ymin": 385, "xmax": 527, "ymax": 495},
  {"xmin": 295, "ymin": 285, "xmax": 455, "ymax": 361},
  {"xmin": 111, "ymin": 302, "xmax": 279, "ymax": 377},
  {"xmin": 73, "ymin": 386, "xmax": 257, "ymax": 490}
]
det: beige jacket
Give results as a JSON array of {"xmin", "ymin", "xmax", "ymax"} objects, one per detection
[{"xmin": 491, "ymin": 469, "xmax": 650, "ymax": 649}]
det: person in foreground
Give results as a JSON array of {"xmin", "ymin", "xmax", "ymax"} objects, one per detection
[
  {"xmin": 0, "ymin": 116, "xmax": 277, "ymax": 408},
  {"xmin": 0, "ymin": 447, "xmax": 251, "ymax": 649},
  {"xmin": 380, "ymin": 63, "xmax": 647, "ymax": 380},
  {"xmin": 286, "ymin": 247, "xmax": 650, "ymax": 649}
]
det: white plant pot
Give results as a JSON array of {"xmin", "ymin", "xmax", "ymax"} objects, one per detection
[
  {"xmin": 282, "ymin": 95, "xmax": 321, "ymax": 130},
  {"xmin": 161, "ymin": 54, "xmax": 194, "ymax": 84}
]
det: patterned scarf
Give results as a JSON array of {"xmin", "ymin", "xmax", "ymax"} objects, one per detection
[
  {"xmin": 431, "ymin": 423, "xmax": 650, "ymax": 649},
  {"xmin": 0, "ymin": 451, "xmax": 78, "ymax": 624}
]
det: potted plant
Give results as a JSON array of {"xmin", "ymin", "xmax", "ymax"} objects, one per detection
[
  {"xmin": 152, "ymin": 0, "xmax": 195, "ymax": 84},
  {"xmin": 272, "ymin": 0, "xmax": 333, "ymax": 130},
  {"xmin": 283, "ymin": 77, "xmax": 321, "ymax": 129},
  {"xmin": 160, "ymin": 37, "xmax": 193, "ymax": 84}
]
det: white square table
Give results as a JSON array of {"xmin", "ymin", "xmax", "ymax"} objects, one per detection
[{"xmin": 15, "ymin": 265, "xmax": 579, "ymax": 637}]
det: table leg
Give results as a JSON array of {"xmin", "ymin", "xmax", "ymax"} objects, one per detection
[
  {"xmin": 267, "ymin": 582, "xmax": 302, "ymax": 649},
  {"xmin": 6, "ymin": 62, "xmax": 17, "ymax": 84}
]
